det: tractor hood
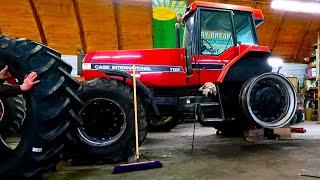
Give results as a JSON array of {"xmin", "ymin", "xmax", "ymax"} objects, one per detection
[{"xmin": 83, "ymin": 48, "xmax": 186, "ymax": 73}]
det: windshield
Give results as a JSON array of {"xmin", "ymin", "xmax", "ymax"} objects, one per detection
[{"xmin": 233, "ymin": 11, "xmax": 257, "ymax": 45}]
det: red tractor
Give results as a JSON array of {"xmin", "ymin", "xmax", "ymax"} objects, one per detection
[
  {"xmin": 0, "ymin": 1, "xmax": 296, "ymax": 178},
  {"xmin": 74, "ymin": 1, "xmax": 296, "ymax": 161}
]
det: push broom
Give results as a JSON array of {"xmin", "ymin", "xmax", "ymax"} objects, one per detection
[{"xmin": 113, "ymin": 65, "xmax": 162, "ymax": 174}]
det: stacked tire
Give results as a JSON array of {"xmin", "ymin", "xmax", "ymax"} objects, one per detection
[
  {"xmin": 0, "ymin": 95, "xmax": 26, "ymax": 137},
  {"xmin": 0, "ymin": 35, "xmax": 83, "ymax": 178},
  {"xmin": 0, "ymin": 35, "xmax": 152, "ymax": 177}
]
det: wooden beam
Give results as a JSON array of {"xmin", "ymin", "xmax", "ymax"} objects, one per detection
[
  {"xmin": 293, "ymin": 15, "xmax": 313, "ymax": 61},
  {"xmin": 28, "ymin": 0, "xmax": 47, "ymax": 44},
  {"xmin": 254, "ymin": 0, "xmax": 258, "ymax": 8},
  {"xmin": 270, "ymin": 12, "xmax": 286, "ymax": 52},
  {"xmin": 72, "ymin": 0, "xmax": 87, "ymax": 52},
  {"xmin": 148, "ymin": 0, "xmax": 154, "ymax": 47},
  {"xmin": 113, "ymin": 0, "xmax": 121, "ymax": 49}
]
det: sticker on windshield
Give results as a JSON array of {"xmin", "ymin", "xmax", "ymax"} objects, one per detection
[{"xmin": 201, "ymin": 30, "xmax": 233, "ymax": 55}]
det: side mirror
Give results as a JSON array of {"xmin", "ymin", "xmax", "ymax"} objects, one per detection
[
  {"xmin": 186, "ymin": 59, "xmax": 193, "ymax": 76},
  {"xmin": 175, "ymin": 23, "xmax": 181, "ymax": 48}
]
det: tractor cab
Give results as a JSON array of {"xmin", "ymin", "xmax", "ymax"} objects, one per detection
[{"xmin": 182, "ymin": 1, "xmax": 264, "ymax": 75}]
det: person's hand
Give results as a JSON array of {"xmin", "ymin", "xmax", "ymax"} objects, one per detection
[
  {"xmin": 0, "ymin": 65, "xmax": 12, "ymax": 80},
  {"xmin": 20, "ymin": 72, "xmax": 40, "ymax": 91}
]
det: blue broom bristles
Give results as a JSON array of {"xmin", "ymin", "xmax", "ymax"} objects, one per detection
[{"xmin": 113, "ymin": 160, "xmax": 162, "ymax": 174}]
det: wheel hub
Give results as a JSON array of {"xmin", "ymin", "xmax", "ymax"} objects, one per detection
[
  {"xmin": 77, "ymin": 98, "xmax": 126, "ymax": 147},
  {"xmin": 250, "ymin": 80, "xmax": 287, "ymax": 122}
]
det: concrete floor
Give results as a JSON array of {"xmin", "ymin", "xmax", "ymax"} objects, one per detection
[{"xmin": 45, "ymin": 121, "xmax": 320, "ymax": 180}]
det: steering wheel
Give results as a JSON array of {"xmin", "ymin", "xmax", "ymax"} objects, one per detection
[{"xmin": 201, "ymin": 39, "xmax": 215, "ymax": 55}]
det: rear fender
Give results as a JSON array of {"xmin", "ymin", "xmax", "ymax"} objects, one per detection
[
  {"xmin": 100, "ymin": 70, "xmax": 160, "ymax": 116},
  {"xmin": 223, "ymin": 51, "xmax": 272, "ymax": 83}
]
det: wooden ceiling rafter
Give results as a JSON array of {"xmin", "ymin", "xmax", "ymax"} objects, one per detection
[
  {"xmin": 28, "ymin": 0, "xmax": 47, "ymax": 44},
  {"xmin": 112, "ymin": 0, "xmax": 121, "ymax": 49},
  {"xmin": 72, "ymin": 0, "xmax": 87, "ymax": 52},
  {"xmin": 293, "ymin": 15, "xmax": 313, "ymax": 61},
  {"xmin": 254, "ymin": 0, "xmax": 258, "ymax": 8},
  {"xmin": 270, "ymin": 11, "xmax": 286, "ymax": 52}
]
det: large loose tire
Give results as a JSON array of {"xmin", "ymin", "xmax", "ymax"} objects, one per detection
[
  {"xmin": 0, "ymin": 35, "xmax": 82, "ymax": 178},
  {"xmin": 0, "ymin": 95, "xmax": 26, "ymax": 137},
  {"xmin": 69, "ymin": 78, "xmax": 147, "ymax": 163},
  {"xmin": 149, "ymin": 116, "xmax": 178, "ymax": 132}
]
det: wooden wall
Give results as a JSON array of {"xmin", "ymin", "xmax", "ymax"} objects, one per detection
[{"xmin": 0, "ymin": 0, "xmax": 319, "ymax": 62}]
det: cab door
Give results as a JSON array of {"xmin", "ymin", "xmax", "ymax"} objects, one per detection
[{"xmin": 194, "ymin": 8, "xmax": 239, "ymax": 84}]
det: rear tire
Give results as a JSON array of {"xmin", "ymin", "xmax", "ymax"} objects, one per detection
[
  {"xmin": 69, "ymin": 78, "xmax": 147, "ymax": 164},
  {"xmin": 240, "ymin": 73, "xmax": 296, "ymax": 129}
]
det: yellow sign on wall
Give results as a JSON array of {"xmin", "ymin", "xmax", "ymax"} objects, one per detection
[{"xmin": 152, "ymin": 0, "xmax": 186, "ymax": 21}]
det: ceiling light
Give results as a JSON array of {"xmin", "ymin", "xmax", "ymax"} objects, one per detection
[{"xmin": 271, "ymin": 0, "xmax": 320, "ymax": 14}]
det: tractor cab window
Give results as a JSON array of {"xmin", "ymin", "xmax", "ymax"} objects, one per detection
[
  {"xmin": 234, "ymin": 11, "xmax": 257, "ymax": 45},
  {"xmin": 200, "ymin": 10, "xmax": 234, "ymax": 55}
]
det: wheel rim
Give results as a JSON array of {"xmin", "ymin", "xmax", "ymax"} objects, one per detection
[
  {"xmin": 0, "ymin": 99, "xmax": 23, "ymax": 150},
  {"xmin": 241, "ymin": 73, "xmax": 296, "ymax": 128},
  {"xmin": 77, "ymin": 98, "xmax": 126, "ymax": 147},
  {"xmin": 0, "ymin": 100, "xmax": 4, "ymax": 122}
]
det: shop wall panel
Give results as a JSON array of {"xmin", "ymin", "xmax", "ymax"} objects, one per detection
[
  {"xmin": 33, "ymin": 0, "xmax": 82, "ymax": 54},
  {"xmin": 117, "ymin": 0, "xmax": 153, "ymax": 49},
  {"xmin": 77, "ymin": 0, "xmax": 118, "ymax": 51}
]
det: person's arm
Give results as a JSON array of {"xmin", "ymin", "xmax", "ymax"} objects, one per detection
[
  {"xmin": 0, "ymin": 72, "xmax": 39, "ymax": 97},
  {"xmin": 0, "ymin": 84, "xmax": 22, "ymax": 97}
]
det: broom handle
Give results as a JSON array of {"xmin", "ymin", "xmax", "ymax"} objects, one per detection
[{"xmin": 132, "ymin": 65, "xmax": 140, "ymax": 161}]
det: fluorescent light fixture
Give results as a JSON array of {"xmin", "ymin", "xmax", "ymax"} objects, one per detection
[
  {"xmin": 271, "ymin": 0, "xmax": 320, "ymax": 14},
  {"xmin": 268, "ymin": 56, "xmax": 284, "ymax": 69}
]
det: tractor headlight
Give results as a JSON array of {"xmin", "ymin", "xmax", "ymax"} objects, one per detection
[{"xmin": 267, "ymin": 56, "xmax": 283, "ymax": 69}]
